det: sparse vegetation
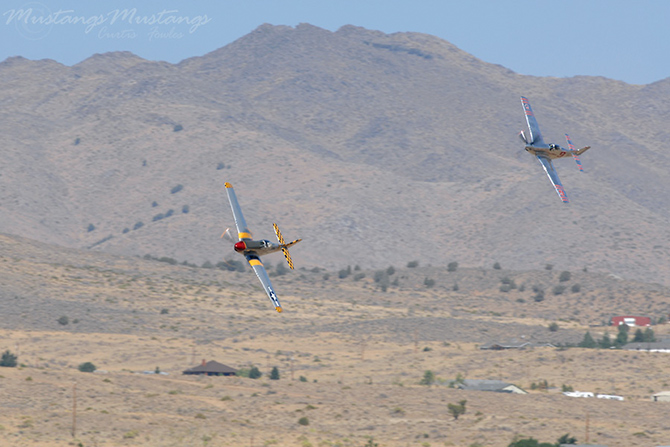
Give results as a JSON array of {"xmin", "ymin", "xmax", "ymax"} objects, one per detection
[
  {"xmin": 297, "ymin": 416, "xmax": 309, "ymax": 426},
  {"xmin": 558, "ymin": 271, "xmax": 571, "ymax": 282},
  {"xmin": 419, "ymin": 370, "xmax": 435, "ymax": 386},
  {"xmin": 173, "ymin": 124, "xmax": 183, "ymax": 132},
  {"xmin": 78, "ymin": 362, "xmax": 96, "ymax": 373},
  {"xmin": 170, "ymin": 184, "xmax": 184, "ymax": 194},
  {"xmin": 447, "ymin": 261, "xmax": 458, "ymax": 272},
  {"xmin": 57, "ymin": 316, "xmax": 69, "ymax": 325},
  {"xmin": 447, "ymin": 399, "xmax": 467, "ymax": 420},
  {"xmin": 493, "ymin": 262, "xmax": 501, "ymax": 270},
  {"xmin": 407, "ymin": 260, "xmax": 419, "ymax": 268},
  {"xmin": 0, "ymin": 350, "xmax": 17, "ymax": 368}
]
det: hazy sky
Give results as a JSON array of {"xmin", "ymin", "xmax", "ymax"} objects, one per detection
[{"xmin": 1, "ymin": 0, "xmax": 667, "ymax": 85}]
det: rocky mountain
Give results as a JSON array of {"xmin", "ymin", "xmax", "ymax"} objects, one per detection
[{"xmin": 1, "ymin": 23, "xmax": 669, "ymax": 285}]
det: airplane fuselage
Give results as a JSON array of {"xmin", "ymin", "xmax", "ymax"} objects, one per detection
[
  {"xmin": 524, "ymin": 143, "xmax": 574, "ymax": 160},
  {"xmin": 234, "ymin": 239, "xmax": 282, "ymax": 257}
]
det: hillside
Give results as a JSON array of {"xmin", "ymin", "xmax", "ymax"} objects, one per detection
[
  {"xmin": 1, "ymin": 233, "xmax": 670, "ymax": 446},
  {"xmin": 0, "ymin": 23, "xmax": 669, "ymax": 286}
]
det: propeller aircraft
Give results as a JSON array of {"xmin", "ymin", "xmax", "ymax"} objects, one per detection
[
  {"xmin": 222, "ymin": 182, "xmax": 301, "ymax": 312},
  {"xmin": 519, "ymin": 96, "xmax": 591, "ymax": 203}
]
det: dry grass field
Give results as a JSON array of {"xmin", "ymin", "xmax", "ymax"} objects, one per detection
[{"xmin": 2, "ymin": 234, "xmax": 670, "ymax": 446}]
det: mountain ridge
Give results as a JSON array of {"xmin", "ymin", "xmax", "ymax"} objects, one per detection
[{"xmin": 1, "ymin": 23, "xmax": 669, "ymax": 285}]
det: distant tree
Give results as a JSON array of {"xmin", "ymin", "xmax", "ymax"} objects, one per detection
[
  {"xmin": 578, "ymin": 331, "xmax": 597, "ymax": 348},
  {"xmin": 322, "ymin": 273, "xmax": 330, "ymax": 281},
  {"xmin": 423, "ymin": 277, "xmax": 435, "ymax": 288},
  {"xmin": 170, "ymin": 184, "xmax": 183, "ymax": 194},
  {"xmin": 507, "ymin": 438, "xmax": 554, "ymax": 447},
  {"xmin": 248, "ymin": 366, "xmax": 262, "ymax": 379},
  {"xmin": 57, "ymin": 316, "xmax": 69, "ymax": 326},
  {"xmin": 633, "ymin": 328, "xmax": 645, "ymax": 343},
  {"xmin": 500, "ymin": 284, "xmax": 512, "ymax": 293},
  {"xmin": 407, "ymin": 260, "xmax": 419, "ymax": 268},
  {"xmin": 419, "ymin": 370, "xmax": 435, "ymax": 386},
  {"xmin": 338, "ymin": 268, "xmax": 350, "ymax": 279},
  {"xmin": 386, "ymin": 266, "xmax": 395, "ymax": 276},
  {"xmin": 557, "ymin": 433, "xmax": 578, "ymax": 445},
  {"xmin": 299, "ymin": 375, "xmax": 308, "ymax": 382},
  {"xmin": 559, "ymin": 271, "xmax": 571, "ymax": 282},
  {"xmin": 353, "ymin": 273, "xmax": 366, "ymax": 281},
  {"xmin": 599, "ymin": 332, "xmax": 612, "ymax": 349},
  {"xmin": 87, "ymin": 223, "xmax": 95, "ymax": 232},
  {"xmin": 548, "ymin": 322, "xmax": 559, "ymax": 332},
  {"xmin": 270, "ymin": 366, "xmax": 280, "ymax": 380},
  {"xmin": 571, "ymin": 283, "xmax": 581, "ymax": 293},
  {"xmin": 447, "ymin": 399, "xmax": 467, "ymax": 420},
  {"xmin": 533, "ymin": 288, "xmax": 545, "ymax": 302},
  {"xmin": 643, "ymin": 327, "xmax": 656, "ymax": 342},
  {"xmin": 447, "ymin": 262, "xmax": 458, "ymax": 272},
  {"xmin": 561, "ymin": 384, "xmax": 574, "ymax": 392},
  {"xmin": 0, "ymin": 350, "xmax": 17, "ymax": 367},
  {"xmin": 78, "ymin": 362, "xmax": 96, "ymax": 373},
  {"xmin": 493, "ymin": 262, "xmax": 501, "ymax": 270},
  {"xmin": 615, "ymin": 324, "xmax": 629, "ymax": 347}
]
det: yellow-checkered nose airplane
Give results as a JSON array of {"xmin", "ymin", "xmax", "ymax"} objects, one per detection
[{"xmin": 222, "ymin": 182, "xmax": 301, "ymax": 312}]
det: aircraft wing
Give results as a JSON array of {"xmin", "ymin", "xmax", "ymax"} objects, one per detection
[
  {"xmin": 536, "ymin": 155, "xmax": 569, "ymax": 203},
  {"xmin": 224, "ymin": 182, "xmax": 252, "ymax": 240},
  {"xmin": 521, "ymin": 97, "xmax": 545, "ymax": 145},
  {"xmin": 246, "ymin": 255, "xmax": 283, "ymax": 312}
]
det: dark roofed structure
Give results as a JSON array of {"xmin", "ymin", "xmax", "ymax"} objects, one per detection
[
  {"xmin": 455, "ymin": 379, "xmax": 527, "ymax": 394},
  {"xmin": 183, "ymin": 359, "xmax": 237, "ymax": 376}
]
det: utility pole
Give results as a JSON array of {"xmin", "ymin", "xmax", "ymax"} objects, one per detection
[
  {"xmin": 585, "ymin": 411, "xmax": 590, "ymax": 443},
  {"xmin": 72, "ymin": 382, "xmax": 77, "ymax": 438}
]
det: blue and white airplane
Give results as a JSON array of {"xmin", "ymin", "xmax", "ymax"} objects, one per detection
[{"xmin": 519, "ymin": 96, "xmax": 591, "ymax": 203}]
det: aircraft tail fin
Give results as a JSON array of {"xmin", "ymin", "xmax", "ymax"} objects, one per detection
[
  {"xmin": 272, "ymin": 223, "xmax": 301, "ymax": 269},
  {"xmin": 565, "ymin": 134, "xmax": 585, "ymax": 171}
]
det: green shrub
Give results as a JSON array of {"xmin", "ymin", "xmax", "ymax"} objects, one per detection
[
  {"xmin": 173, "ymin": 124, "xmax": 183, "ymax": 132},
  {"xmin": 407, "ymin": 260, "xmax": 419, "ymax": 268},
  {"xmin": 493, "ymin": 262, "xmax": 501, "ymax": 270},
  {"xmin": 270, "ymin": 367, "xmax": 280, "ymax": 380},
  {"xmin": 78, "ymin": 362, "xmax": 96, "ymax": 373},
  {"xmin": 57, "ymin": 316, "xmax": 69, "ymax": 325},
  {"xmin": 297, "ymin": 416, "xmax": 309, "ymax": 426},
  {"xmin": 559, "ymin": 271, "xmax": 571, "ymax": 282},
  {"xmin": 170, "ymin": 184, "xmax": 183, "ymax": 194},
  {"xmin": 447, "ymin": 262, "xmax": 458, "ymax": 272},
  {"xmin": 0, "ymin": 350, "xmax": 17, "ymax": 367}
]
